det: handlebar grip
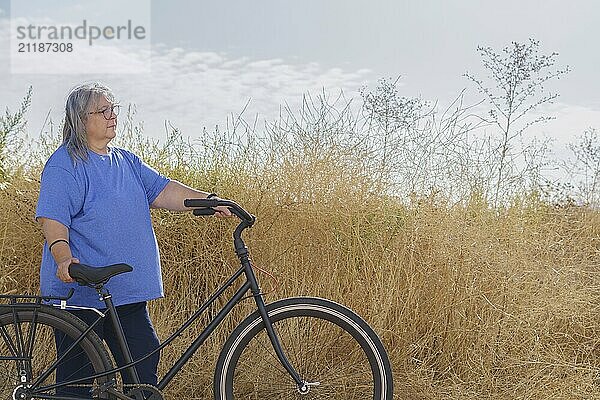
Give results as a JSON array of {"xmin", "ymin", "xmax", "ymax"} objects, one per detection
[
  {"xmin": 184, "ymin": 198, "xmax": 219, "ymax": 208},
  {"xmin": 185, "ymin": 197, "xmax": 255, "ymax": 224},
  {"xmin": 193, "ymin": 208, "xmax": 216, "ymax": 216}
]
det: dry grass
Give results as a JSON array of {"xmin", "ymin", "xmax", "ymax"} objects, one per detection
[
  {"xmin": 1, "ymin": 94, "xmax": 599, "ymax": 398},
  {"xmin": 1, "ymin": 165, "xmax": 600, "ymax": 399}
]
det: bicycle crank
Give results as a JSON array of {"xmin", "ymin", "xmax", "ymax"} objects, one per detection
[{"xmin": 126, "ymin": 384, "xmax": 164, "ymax": 400}]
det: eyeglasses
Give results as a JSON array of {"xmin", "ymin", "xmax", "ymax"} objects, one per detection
[{"xmin": 88, "ymin": 104, "xmax": 121, "ymax": 120}]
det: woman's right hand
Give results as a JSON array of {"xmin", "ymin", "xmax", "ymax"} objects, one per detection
[{"xmin": 57, "ymin": 257, "xmax": 79, "ymax": 283}]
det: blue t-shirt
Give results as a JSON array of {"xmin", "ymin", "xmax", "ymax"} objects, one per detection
[{"xmin": 35, "ymin": 145, "xmax": 170, "ymax": 308}]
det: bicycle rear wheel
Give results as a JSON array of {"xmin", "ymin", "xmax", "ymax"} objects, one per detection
[
  {"xmin": 0, "ymin": 304, "xmax": 116, "ymax": 399},
  {"xmin": 214, "ymin": 297, "xmax": 393, "ymax": 400}
]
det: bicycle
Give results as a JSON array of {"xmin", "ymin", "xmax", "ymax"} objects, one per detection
[{"xmin": 0, "ymin": 197, "xmax": 393, "ymax": 399}]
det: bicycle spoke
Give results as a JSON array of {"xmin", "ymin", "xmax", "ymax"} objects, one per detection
[
  {"xmin": 235, "ymin": 332, "xmax": 290, "ymax": 380},
  {"xmin": 231, "ymin": 316, "xmax": 375, "ymax": 398},
  {"xmin": 25, "ymin": 306, "xmax": 40, "ymax": 359},
  {"xmin": 0, "ymin": 323, "xmax": 19, "ymax": 358},
  {"xmin": 0, "ymin": 308, "xmax": 114, "ymax": 399},
  {"xmin": 214, "ymin": 297, "xmax": 394, "ymax": 400}
]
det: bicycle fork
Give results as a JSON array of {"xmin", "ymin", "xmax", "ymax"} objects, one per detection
[{"xmin": 239, "ymin": 249, "xmax": 320, "ymax": 395}]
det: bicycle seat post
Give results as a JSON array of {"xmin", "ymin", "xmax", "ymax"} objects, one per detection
[{"xmin": 96, "ymin": 285, "xmax": 141, "ymax": 385}]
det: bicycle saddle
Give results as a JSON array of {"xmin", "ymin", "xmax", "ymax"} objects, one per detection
[{"xmin": 69, "ymin": 263, "xmax": 133, "ymax": 286}]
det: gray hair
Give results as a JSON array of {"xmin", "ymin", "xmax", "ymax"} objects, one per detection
[{"xmin": 62, "ymin": 82, "xmax": 115, "ymax": 162}]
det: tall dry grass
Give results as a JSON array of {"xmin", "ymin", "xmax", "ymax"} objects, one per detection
[
  {"xmin": 1, "ymin": 91, "xmax": 600, "ymax": 399},
  {"xmin": 2, "ymin": 175, "xmax": 600, "ymax": 399}
]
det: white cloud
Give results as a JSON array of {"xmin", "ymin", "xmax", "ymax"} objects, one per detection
[
  {"xmin": 131, "ymin": 46, "xmax": 373, "ymax": 135},
  {"xmin": 1, "ymin": 22, "xmax": 374, "ymax": 141},
  {"xmin": 3, "ymin": 13, "xmax": 596, "ymax": 162}
]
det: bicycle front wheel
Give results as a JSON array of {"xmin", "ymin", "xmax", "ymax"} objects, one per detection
[
  {"xmin": 214, "ymin": 297, "xmax": 393, "ymax": 400},
  {"xmin": 0, "ymin": 304, "xmax": 116, "ymax": 399}
]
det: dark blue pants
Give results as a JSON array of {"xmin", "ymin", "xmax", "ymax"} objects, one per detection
[{"xmin": 54, "ymin": 301, "xmax": 160, "ymax": 397}]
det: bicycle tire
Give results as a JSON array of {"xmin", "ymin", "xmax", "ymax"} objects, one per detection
[
  {"xmin": 214, "ymin": 297, "xmax": 393, "ymax": 400},
  {"xmin": 0, "ymin": 304, "xmax": 116, "ymax": 399}
]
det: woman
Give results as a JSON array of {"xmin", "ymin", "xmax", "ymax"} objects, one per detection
[{"xmin": 35, "ymin": 82, "xmax": 231, "ymax": 395}]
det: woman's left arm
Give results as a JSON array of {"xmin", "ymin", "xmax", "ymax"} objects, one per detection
[{"xmin": 151, "ymin": 180, "xmax": 232, "ymax": 216}]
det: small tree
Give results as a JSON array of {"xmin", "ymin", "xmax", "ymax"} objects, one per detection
[
  {"xmin": 464, "ymin": 39, "xmax": 569, "ymax": 205},
  {"xmin": 359, "ymin": 78, "xmax": 495, "ymax": 199},
  {"xmin": 359, "ymin": 77, "xmax": 431, "ymax": 193},
  {"xmin": 567, "ymin": 128, "xmax": 600, "ymax": 206},
  {"xmin": 0, "ymin": 87, "xmax": 32, "ymax": 181}
]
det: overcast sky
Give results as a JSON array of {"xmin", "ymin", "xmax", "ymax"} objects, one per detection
[{"xmin": 1, "ymin": 0, "xmax": 599, "ymax": 167}]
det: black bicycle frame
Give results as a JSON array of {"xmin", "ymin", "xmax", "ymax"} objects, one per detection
[{"xmin": 16, "ymin": 206, "xmax": 305, "ymax": 397}]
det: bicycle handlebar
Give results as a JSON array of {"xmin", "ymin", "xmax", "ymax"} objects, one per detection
[
  {"xmin": 193, "ymin": 208, "xmax": 216, "ymax": 216},
  {"xmin": 184, "ymin": 197, "xmax": 255, "ymax": 224}
]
